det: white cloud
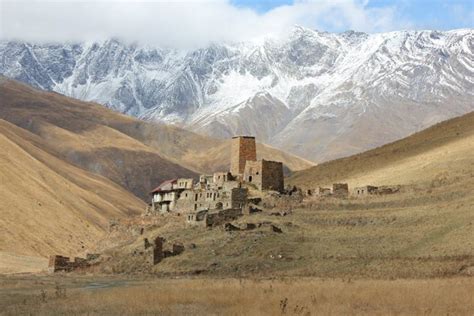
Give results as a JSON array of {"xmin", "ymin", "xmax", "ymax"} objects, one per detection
[{"xmin": 0, "ymin": 0, "xmax": 409, "ymax": 48}]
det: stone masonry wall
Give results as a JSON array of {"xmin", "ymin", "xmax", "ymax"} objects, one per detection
[
  {"xmin": 261, "ymin": 160, "xmax": 284, "ymax": 192},
  {"xmin": 332, "ymin": 183, "xmax": 349, "ymax": 197},
  {"xmin": 230, "ymin": 136, "xmax": 256, "ymax": 176},
  {"xmin": 48, "ymin": 255, "xmax": 90, "ymax": 272},
  {"xmin": 243, "ymin": 160, "xmax": 263, "ymax": 189},
  {"xmin": 175, "ymin": 187, "xmax": 247, "ymax": 213}
]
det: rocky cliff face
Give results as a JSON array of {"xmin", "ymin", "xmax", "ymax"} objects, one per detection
[{"xmin": 1, "ymin": 27, "xmax": 472, "ymax": 161}]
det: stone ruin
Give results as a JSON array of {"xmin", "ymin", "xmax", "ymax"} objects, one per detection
[
  {"xmin": 148, "ymin": 236, "xmax": 185, "ymax": 265},
  {"xmin": 48, "ymin": 254, "xmax": 100, "ymax": 273},
  {"xmin": 307, "ymin": 183, "xmax": 402, "ymax": 198},
  {"xmin": 332, "ymin": 183, "xmax": 349, "ymax": 197},
  {"xmin": 223, "ymin": 222, "xmax": 283, "ymax": 233},
  {"xmin": 186, "ymin": 207, "xmax": 243, "ymax": 227},
  {"xmin": 352, "ymin": 185, "xmax": 401, "ymax": 197},
  {"xmin": 308, "ymin": 183, "xmax": 349, "ymax": 198}
]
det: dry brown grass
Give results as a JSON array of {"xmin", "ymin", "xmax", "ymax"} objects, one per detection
[
  {"xmin": 1, "ymin": 276, "xmax": 473, "ymax": 315},
  {"xmin": 0, "ymin": 120, "xmax": 145, "ymax": 261},
  {"xmin": 288, "ymin": 111, "xmax": 474, "ymax": 189},
  {"xmin": 92, "ymin": 172, "xmax": 474, "ymax": 280},
  {"xmin": 0, "ymin": 252, "xmax": 48, "ymax": 274}
]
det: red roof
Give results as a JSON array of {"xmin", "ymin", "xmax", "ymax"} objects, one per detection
[{"xmin": 150, "ymin": 179, "xmax": 177, "ymax": 194}]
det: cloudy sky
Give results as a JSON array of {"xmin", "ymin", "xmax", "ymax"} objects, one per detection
[{"xmin": 1, "ymin": 0, "xmax": 472, "ymax": 48}]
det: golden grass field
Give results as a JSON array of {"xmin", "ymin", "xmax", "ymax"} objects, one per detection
[{"xmin": 1, "ymin": 275, "xmax": 473, "ymax": 315}]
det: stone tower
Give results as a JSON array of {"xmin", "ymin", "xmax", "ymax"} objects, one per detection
[{"xmin": 230, "ymin": 136, "xmax": 256, "ymax": 176}]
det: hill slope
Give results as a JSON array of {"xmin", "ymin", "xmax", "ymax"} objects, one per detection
[
  {"xmin": 90, "ymin": 112, "xmax": 474, "ymax": 279},
  {"xmin": 0, "ymin": 78, "xmax": 312, "ymax": 201},
  {"xmin": 0, "ymin": 119, "xmax": 145, "ymax": 261},
  {"xmin": 288, "ymin": 111, "xmax": 474, "ymax": 188}
]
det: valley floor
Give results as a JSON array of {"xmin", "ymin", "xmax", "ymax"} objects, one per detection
[{"xmin": 1, "ymin": 274, "xmax": 473, "ymax": 315}]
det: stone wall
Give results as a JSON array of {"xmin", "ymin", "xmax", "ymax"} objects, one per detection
[
  {"xmin": 212, "ymin": 172, "xmax": 232, "ymax": 187},
  {"xmin": 352, "ymin": 185, "xmax": 401, "ymax": 196},
  {"xmin": 175, "ymin": 187, "xmax": 247, "ymax": 213},
  {"xmin": 205, "ymin": 208, "xmax": 243, "ymax": 227},
  {"xmin": 314, "ymin": 187, "xmax": 332, "ymax": 196},
  {"xmin": 243, "ymin": 160, "xmax": 284, "ymax": 192},
  {"xmin": 176, "ymin": 178, "xmax": 194, "ymax": 189},
  {"xmin": 332, "ymin": 183, "xmax": 349, "ymax": 197},
  {"xmin": 48, "ymin": 255, "xmax": 90, "ymax": 272},
  {"xmin": 230, "ymin": 136, "xmax": 256, "ymax": 176},
  {"xmin": 261, "ymin": 160, "xmax": 284, "ymax": 192},
  {"xmin": 150, "ymin": 236, "xmax": 185, "ymax": 265},
  {"xmin": 352, "ymin": 185, "xmax": 379, "ymax": 196},
  {"xmin": 153, "ymin": 236, "xmax": 164, "ymax": 264},
  {"xmin": 185, "ymin": 210, "xmax": 208, "ymax": 226},
  {"xmin": 243, "ymin": 160, "xmax": 263, "ymax": 189}
]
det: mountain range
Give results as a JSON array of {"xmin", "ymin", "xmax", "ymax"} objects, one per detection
[{"xmin": 1, "ymin": 27, "xmax": 473, "ymax": 161}]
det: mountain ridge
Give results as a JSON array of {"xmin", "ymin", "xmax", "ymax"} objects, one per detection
[{"xmin": 1, "ymin": 27, "xmax": 472, "ymax": 161}]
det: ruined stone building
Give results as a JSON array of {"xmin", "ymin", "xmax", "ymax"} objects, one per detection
[
  {"xmin": 332, "ymin": 183, "xmax": 349, "ymax": 197},
  {"xmin": 231, "ymin": 136, "xmax": 284, "ymax": 192},
  {"xmin": 146, "ymin": 135, "xmax": 284, "ymax": 225},
  {"xmin": 352, "ymin": 185, "xmax": 379, "ymax": 196},
  {"xmin": 309, "ymin": 183, "xmax": 349, "ymax": 198},
  {"xmin": 352, "ymin": 185, "xmax": 401, "ymax": 197},
  {"xmin": 313, "ymin": 187, "xmax": 332, "ymax": 196},
  {"xmin": 243, "ymin": 159, "xmax": 284, "ymax": 192}
]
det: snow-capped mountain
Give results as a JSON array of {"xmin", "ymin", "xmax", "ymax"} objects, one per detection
[{"xmin": 1, "ymin": 27, "xmax": 473, "ymax": 161}]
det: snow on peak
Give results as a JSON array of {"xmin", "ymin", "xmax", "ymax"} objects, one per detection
[{"xmin": 0, "ymin": 29, "xmax": 473, "ymax": 161}]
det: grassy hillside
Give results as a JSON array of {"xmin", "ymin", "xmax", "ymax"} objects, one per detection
[
  {"xmin": 90, "ymin": 112, "xmax": 474, "ymax": 279},
  {"xmin": 0, "ymin": 78, "xmax": 312, "ymax": 201},
  {"xmin": 95, "ymin": 180, "xmax": 474, "ymax": 279},
  {"xmin": 0, "ymin": 119, "xmax": 145, "ymax": 261},
  {"xmin": 288, "ymin": 111, "xmax": 474, "ymax": 189}
]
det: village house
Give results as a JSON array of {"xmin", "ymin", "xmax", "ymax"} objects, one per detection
[{"xmin": 150, "ymin": 178, "xmax": 194, "ymax": 213}]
